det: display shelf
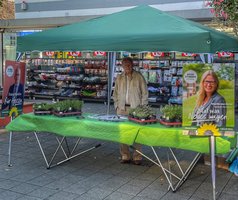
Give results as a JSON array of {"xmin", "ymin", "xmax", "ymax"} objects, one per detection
[
  {"xmin": 24, "ymin": 52, "xmax": 204, "ymax": 106},
  {"xmin": 25, "ymin": 56, "xmax": 108, "ymax": 103}
]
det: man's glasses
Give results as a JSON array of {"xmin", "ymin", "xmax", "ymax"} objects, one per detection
[{"xmin": 204, "ymin": 80, "xmax": 216, "ymax": 85}]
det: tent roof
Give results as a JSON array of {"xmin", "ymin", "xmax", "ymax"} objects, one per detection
[{"xmin": 17, "ymin": 5, "xmax": 238, "ymax": 53}]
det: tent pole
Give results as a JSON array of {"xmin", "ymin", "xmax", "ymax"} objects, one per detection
[
  {"xmin": 107, "ymin": 52, "xmax": 116, "ymax": 115},
  {"xmin": 0, "ymin": 29, "xmax": 4, "ymax": 87}
]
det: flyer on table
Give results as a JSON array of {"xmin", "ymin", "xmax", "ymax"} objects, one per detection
[
  {"xmin": 1, "ymin": 61, "xmax": 26, "ymax": 117},
  {"xmin": 182, "ymin": 63, "xmax": 235, "ymax": 136}
]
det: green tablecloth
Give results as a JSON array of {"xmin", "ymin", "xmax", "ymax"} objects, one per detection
[
  {"xmin": 6, "ymin": 113, "xmax": 233, "ymax": 154},
  {"xmin": 135, "ymin": 123, "xmax": 232, "ymax": 154},
  {"xmin": 6, "ymin": 113, "xmax": 139, "ymax": 145}
]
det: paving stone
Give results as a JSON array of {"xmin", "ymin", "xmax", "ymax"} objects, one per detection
[
  {"xmin": 9, "ymin": 182, "xmax": 40, "ymax": 194},
  {"xmin": 17, "ymin": 196, "xmax": 42, "ymax": 200},
  {"xmin": 44, "ymin": 175, "xmax": 80, "ymax": 190},
  {"xmin": 28, "ymin": 187, "xmax": 58, "ymax": 199},
  {"xmin": 217, "ymin": 192, "xmax": 237, "ymax": 200},
  {"xmin": 26, "ymin": 174, "xmax": 57, "ymax": 186},
  {"xmin": 0, "ymin": 179, "xmax": 22, "ymax": 189},
  {"xmin": 0, "ymin": 190, "xmax": 24, "ymax": 200},
  {"xmin": 127, "ymin": 178, "xmax": 153, "ymax": 188},
  {"xmin": 45, "ymin": 191, "xmax": 79, "ymax": 200},
  {"xmin": 117, "ymin": 184, "xmax": 145, "ymax": 196},
  {"xmin": 160, "ymin": 192, "xmax": 189, "ymax": 200},
  {"xmin": 104, "ymin": 191, "xmax": 135, "ymax": 200},
  {"xmin": 9, "ymin": 171, "xmax": 44, "ymax": 182},
  {"xmin": 170, "ymin": 180, "xmax": 201, "ymax": 196},
  {"xmin": 63, "ymin": 184, "xmax": 89, "ymax": 195},
  {"xmin": 131, "ymin": 196, "xmax": 154, "ymax": 200},
  {"xmin": 192, "ymin": 182, "xmax": 223, "ymax": 200},
  {"xmin": 137, "ymin": 187, "xmax": 167, "ymax": 200},
  {"xmin": 222, "ymin": 175, "xmax": 238, "ymax": 195},
  {"xmin": 82, "ymin": 187, "xmax": 113, "ymax": 199},
  {"xmin": 98, "ymin": 176, "xmax": 130, "ymax": 191},
  {"xmin": 0, "ymin": 103, "xmax": 238, "ymax": 200}
]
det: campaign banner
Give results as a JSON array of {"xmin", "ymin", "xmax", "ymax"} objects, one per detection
[
  {"xmin": 1, "ymin": 61, "xmax": 26, "ymax": 117},
  {"xmin": 182, "ymin": 63, "xmax": 235, "ymax": 136}
]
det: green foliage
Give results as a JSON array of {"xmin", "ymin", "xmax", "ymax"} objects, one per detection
[
  {"xmin": 129, "ymin": 105, "xmax": 156, "ymax": 119},
  {"xmin": 182, "ymin": 95, "xmax": 197, "ymax": 126},
  {"xmin": 53, "ymin": 101, "xmax": 68, "ymax": 112},
  {"xmin": 215, "ymin": 64, "xmax": 235, "ymax": 81},
  {"xmin": 53, "ymin": 100, "xmax": 83, "ymax": 112},
  {"xmin": 33, "ymin": 103, "xmax": 54, "ymax": 111},
  {"xmin": 219, "ymin": 79, "xmax": 233, "ymax": 89},
  {"xmin": 160, "ymin": 104, "xmax": 182, "ymax": 122},
  {"xmin": 70, "ymin": 99, "xmax": 83, "ymax": 111},
  {"xmin": 205, "ymin": 0, "xmax": 238, "ymax": 35},
  {"xmin": 183, "ymin": 63, "xmax": 234, "ymax": 91},
  {"xmin": 34, "ymin": 100, "xmax": 83, "ymax": 113}
]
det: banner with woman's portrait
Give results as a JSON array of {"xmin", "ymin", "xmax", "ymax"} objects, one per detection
[
  {"xmin": 182, "ymin": 63, "xmax": 235, "ymax": 136},
  {"xmin": 1, "ymin": 60, "xmax": 26, "ymax": 117}
]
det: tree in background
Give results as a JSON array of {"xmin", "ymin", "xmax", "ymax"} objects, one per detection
[
  {"xmin": 0, "ymin": 0, "xmax": 15, "ymax": 19},
  {"xmin": 205, "ymin": 0, "xmax": 238, "ymax": 36}
]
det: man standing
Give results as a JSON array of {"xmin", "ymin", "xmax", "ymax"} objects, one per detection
[{"xmin": 113, "ymin": 57, "xmax": 148, "ymax": 165}]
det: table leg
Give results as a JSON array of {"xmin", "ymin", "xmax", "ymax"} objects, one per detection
[
  {"xmin": 132, "ymin": 146, "xmax": 201, "ymax": 192},
  {"xmin": 210, "ymin": 136, "xmax": 216, "ymax": 200}
]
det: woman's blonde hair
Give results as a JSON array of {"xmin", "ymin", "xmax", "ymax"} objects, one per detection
[{"xmin": 196, "ymin": 70, "xmax": 219, "ymax": 107}]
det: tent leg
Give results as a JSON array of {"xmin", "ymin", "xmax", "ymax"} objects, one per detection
[{"xmin": 8, "ymin": 131, "xmax": 13, "ymax": 167}]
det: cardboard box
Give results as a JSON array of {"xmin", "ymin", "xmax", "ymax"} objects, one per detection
[{"xmin": 204, "ymin": 155, "xmax": 229, "ymax": 171}]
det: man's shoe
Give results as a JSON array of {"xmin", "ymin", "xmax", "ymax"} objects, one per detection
[
  {"xmin": 133, "ymin": 160, "xmax": 142, "ymax": 165},
  {"xmin": 120, "ymin": 159, "xmax": 130, "ymax": 164}
]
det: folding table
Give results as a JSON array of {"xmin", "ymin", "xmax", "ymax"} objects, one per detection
[
  {"xmin": 6, "ymin": 113, "xmax": 233, "ymax": 192},
  {"xmin": 135, "ymin": 123, "xmax": 232, "ymax": 191}
]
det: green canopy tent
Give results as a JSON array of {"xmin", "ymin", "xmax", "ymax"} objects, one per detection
[
  {"xmin": 16, "ymin": 5, "xmax": 238, "ymax": 114},
  {"xmin": 17, "ymin": 5, "xmax": 238, "ymax": 53}
]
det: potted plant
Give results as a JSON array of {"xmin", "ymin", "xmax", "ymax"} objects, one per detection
[
  {"xmin": 52, "ymin": 100, "xmax": 83, "ymax": 117},
  {"xmin": 33, "ymin": 103, "xmax": 53, "ymax": 115},
  {"xmin": 70, "ymin": 100, "xmax": 83, "ymax": 112},
  {"xmin": 160, "ymin": 104, "xmax": 182, "ymax": 126},
  {"xmin": 128, "ymin": 105, "xmax": 157, "ymax": 124}
]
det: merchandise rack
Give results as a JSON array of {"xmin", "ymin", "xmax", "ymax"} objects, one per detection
[{"xmin": 23, "ymin": 52, "xmax": 204, "ymax": 106}]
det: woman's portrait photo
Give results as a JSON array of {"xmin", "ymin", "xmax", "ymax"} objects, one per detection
[
  {"xmin": 192, "ymin": 70, "xmax": 226, "ymax": 127},
  {"xmin": 183, "ymin": 63, "xmax": 235, "ymax": 129}
]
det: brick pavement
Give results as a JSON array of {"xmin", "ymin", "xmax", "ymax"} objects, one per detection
[{"xmin": 0, "ymin": 102, "xmax": 237, "ymax": 200}]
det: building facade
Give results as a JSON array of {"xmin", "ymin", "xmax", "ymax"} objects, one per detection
[{"xmin": 14, "ymin": 0, "xmax": 211, "ymax": 26}]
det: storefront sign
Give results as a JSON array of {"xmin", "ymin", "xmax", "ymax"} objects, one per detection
[
  {"xmin": 93, "ymin": 51, "xmax": 106, "ymax": 57},
  {"xmin": 1, "ymin": 61, "xmax": 26, "ymax": 117},
  {"xmin": 68, "ymin": 51, "xmax": 81, "ymax": 57},
  {"xmin": 151, "ymin": 52, "xmax": 165, "ymax": 57},
  {"xmin": 181, "ymin": 53, "xmax": 197, "ymax": 57},
  {"xmin": 45, "ymin": 51, "xmax": 55, "ymax": 57},
  {"xmin": 217, "ymin": 52, "xmax": 234, "ymax": 58}
]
